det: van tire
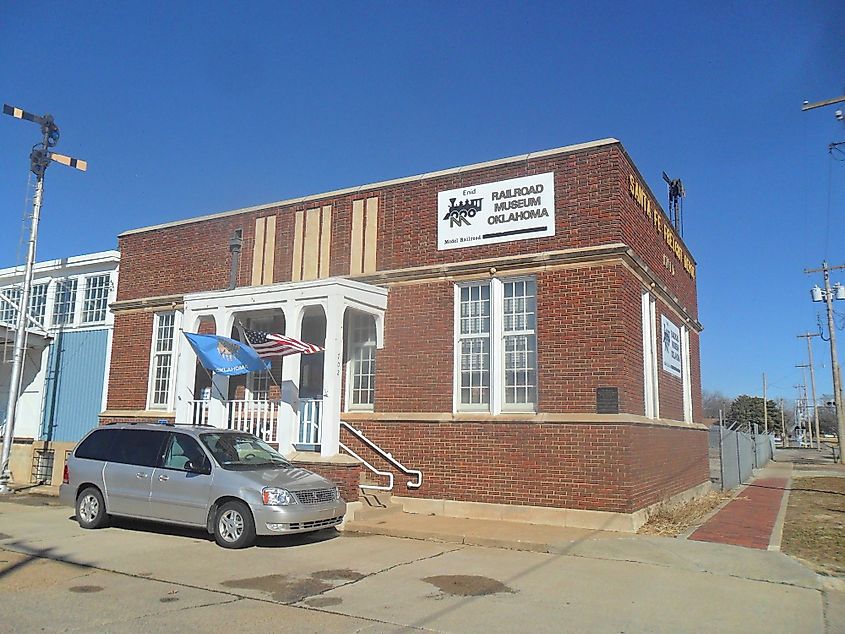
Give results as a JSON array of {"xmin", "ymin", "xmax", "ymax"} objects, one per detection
[
  {"xmin": 214, "ymin": 501, "xmax": 256, "ymax": 549},
  {"xmin": 76, "ymin": 487, "xmax": 109, "ymax": 529}
]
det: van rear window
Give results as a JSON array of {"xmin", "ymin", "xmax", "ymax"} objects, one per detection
[{"xmin": 75, "ymin": 428, "xmax": 120, "ymax": 461}]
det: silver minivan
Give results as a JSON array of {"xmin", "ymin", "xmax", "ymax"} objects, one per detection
[{"xmin": 59, "ymin": 423, "xmax": 347, "ymax": 548}]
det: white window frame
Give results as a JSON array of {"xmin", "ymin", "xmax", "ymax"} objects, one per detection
[
  {"xmin": 146, "ymin": 311, "xmax": 181, "ymax": 410},
  {"xmin": 642, "ymin": 290, "xmax": 660, "ymax": 419},
  {"xmin": 345, "ymin": 312, "xmax": 377, "ymax": 411},
  {"xmin": 28, "ymin": 282, "xmax": 49, "ymax": 328},
  {"xmin": 52, "ymin": 278, "xmax": 78, "ymax": 327},
  {"xmin": 0, "ymin": 285, "xmax": 21, "ymax": 325},
  {"xmin": 681, "ymin": 325, "xmax": 693, "ymax": 423},
  {"xmin": 453, "ymin": 276, "xmax": 538, "ymax": 414},
  {"xmin": 81, "ymin": 273, "xmax": 112, "ymax": 324}
]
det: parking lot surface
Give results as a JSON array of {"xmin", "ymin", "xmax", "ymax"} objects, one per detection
[{"xmin": 0, "ymin": 495, "xmax": 840, "ymax": 633}]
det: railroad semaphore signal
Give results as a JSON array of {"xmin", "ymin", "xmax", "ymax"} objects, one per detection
[{"xmin": 0, "ymin": 104, "xmax": 87, "ymax": 493}]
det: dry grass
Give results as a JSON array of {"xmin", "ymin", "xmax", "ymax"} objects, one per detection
[
  {"xmin": 638, "ymin": 491, "xmax": 731, "ymax": 537},
  {"xmin": 781, "ymin": 477, "xmax": 845, "ymax": 576}
]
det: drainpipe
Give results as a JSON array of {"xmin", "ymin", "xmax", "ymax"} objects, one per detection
[{"xmin": 228, "ymin": 230, "xmax": 243, "ymax": 290}]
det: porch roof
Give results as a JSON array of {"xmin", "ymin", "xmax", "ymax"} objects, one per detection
[{"xmin": 183, "ymin": 276, "xmax": 388, "ymax": 314}]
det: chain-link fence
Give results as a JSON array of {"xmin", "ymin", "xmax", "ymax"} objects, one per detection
[{"xmin": 709, "ymin": 423, "xmax": 775, "ymax": 490}]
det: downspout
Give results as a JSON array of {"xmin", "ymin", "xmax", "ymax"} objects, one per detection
[{"xmin": 228, "ymin": 230, "xmax": 243, "ymax": 291}]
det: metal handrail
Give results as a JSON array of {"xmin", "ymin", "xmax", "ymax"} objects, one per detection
[
  {"xmin": 338, "ymin": 441, "xmax": 393, "ymax": 491},
  {"xmin": 340, "ymin": 420, "xmax": 422, "ymax": 489}
]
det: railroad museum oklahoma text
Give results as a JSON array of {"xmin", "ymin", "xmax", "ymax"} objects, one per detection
[{"xmin": 103, "ymin": 138, "xmax": 707, "ymax": 531}]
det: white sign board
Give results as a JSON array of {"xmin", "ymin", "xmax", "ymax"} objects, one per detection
[
  {"xmin": 437, "ymin": 172, "xmax": 555, "ymax": 250},
  {"xmin": 661, "ymin": 315, "xmax": 682, "ymax": 379}
]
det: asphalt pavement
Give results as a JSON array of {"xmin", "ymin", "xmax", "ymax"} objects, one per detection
[{"xmin": 0, "ymin": 494, "xmax": 841, "ymax": 633}]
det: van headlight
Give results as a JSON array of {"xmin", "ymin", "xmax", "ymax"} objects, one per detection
[
  {"xmin": 333, "ymin": 486, "xmax": 341, "ymax": 500},
  {"xmin": 262, "ymin": 487, "xmax": 296, "ymax": 506}
]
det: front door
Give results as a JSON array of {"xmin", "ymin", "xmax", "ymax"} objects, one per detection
[
  {"xmin": 297, "ymin": 311, "xmax": 325, "ymax": 449},
  {"xmin": 149, "ymin": 432, "xmax": 213, "ymax": 526},
  {"xmin": 102, "ymin": 429, "xmax": 168, "ymax": 517}
]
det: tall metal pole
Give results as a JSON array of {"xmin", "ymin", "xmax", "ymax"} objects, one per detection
[
  {"xmin": 762, "ymin": 372, "xmax": 768, "ymax": 433},
  {"xmin": 821, "ymin": 262, "xmax": 845, "ymax": 464},
  {"xmin": 0, "ymin": 105, "xmax": 85, "ymax": 493},
  {"xmin": 796, "ymin": 365, "xmax": 813, "ymax": 447},
  {"xmin": 0, "ymin": 174, "xmax": 45, "ymax": 493},
  {"xmin": 800, "ymin": 333, "xmax": 822, "ymax": 450},
  {"xmin": 780, "ymin": 398, "xmax": 786, "ymax": 448}
]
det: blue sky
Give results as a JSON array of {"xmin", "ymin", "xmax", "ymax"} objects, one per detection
[{"xmin": 1, "ymin": 2, "xmax": 843, "ymax": 401}]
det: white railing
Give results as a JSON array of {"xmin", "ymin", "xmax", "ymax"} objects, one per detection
[
  {"xmin": 297, "ymin": 398, "xmax": 322, "ymax": 446},
  {"xmin": 188, "ymin": 400, "xmax": 209, "ymax": 426},
  {"xmin": 339, "ymin": 420, "xmax": 423, "ymax": 490},
  {"xmin": 227, "ymin": 400, "xmax": 278, "ymax": 444}
]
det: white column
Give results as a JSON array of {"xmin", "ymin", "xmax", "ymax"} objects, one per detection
[
  {"xmin": 174, "ymin": 311, "xmax": 200, "ymax": 424},
  {"xmin": 278, "ymin": 304, "xmax": 302, "ymax": 452},
  {"xmin": 320, "ymin": 296, "xmax": 344, "ymax": 457},
  {"xmin": 207, "ymin": 309, "xmax": 232, "ymax": 429}
]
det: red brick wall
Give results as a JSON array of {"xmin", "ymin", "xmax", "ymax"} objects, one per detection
[
  {"xmin": 689, "ymin": 330, "xmax": 703, "ymax": 422},
  {"xmin": 625, "ymin": 425, "xmax": 709, "ymax": 511},
  {"xmin": 289, "ymin": 461, "xmax": 361, "ymax": 503},
  {"xmin": 376, "ymin": 282, "xmax": 454, "ymax": 413},
  {"xmin": 111, "ymin": 141, "xmax": 701, "ymax": 419},
  {"xmin": 106, "ymin": 312, "xmax": 155, "ymax": 411},
  {"xmin": 116, "ymin": 143, "xmax": 697, "ymax": 319},
  {"xmin": 342, "ymin": 420, "xmax": 707, "ymax": 513},
  {"xmin": 655, "ymin": 307, "xmax": 684, "ymax": 422},
  {"xmin": 615, "ymin": 148, "xmax": 697, "ymax": 315},
  {"xmin": 537, "ymin": 265, "xmax": 646, "ymax": 415}
]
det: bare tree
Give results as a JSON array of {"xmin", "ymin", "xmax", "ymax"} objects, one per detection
[{"xmin": 702, "ymin": 389, "xmax": 733, "ymax": 420}]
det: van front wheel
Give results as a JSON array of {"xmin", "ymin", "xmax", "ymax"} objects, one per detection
[{"xmin": 214, "ymin": 501, "xmax": 256, "ymax": 548}]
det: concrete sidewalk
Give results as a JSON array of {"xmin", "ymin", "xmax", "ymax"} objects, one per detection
[
  {"xmin": 344, "ymin": 509, "xmax": 620, "ymax": 553},
  {"xmin": 689, "ymin": 463, "xmax": 792, "ymax": 550}
]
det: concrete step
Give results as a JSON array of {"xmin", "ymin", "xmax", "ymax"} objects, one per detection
[{"xmin": 351, "ymin": 490, "xmax": 405, "ymax": 522}]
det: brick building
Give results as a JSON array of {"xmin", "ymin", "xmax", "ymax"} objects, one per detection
[{"xmin": 103, "ymin": 138, "xmax": 708, "ymax": 531}]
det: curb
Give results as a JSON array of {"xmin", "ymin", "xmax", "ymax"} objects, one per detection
[
  {"xmin": 343, "ymin": 521, "xmax": 555, "ymax": 553},
  {"xmin": 768, "ymin": 466, "xmax": 793, "ymax": 552}
]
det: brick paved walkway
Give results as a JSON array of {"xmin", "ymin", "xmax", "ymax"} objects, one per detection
[{"xmin": 689, "ymin": 477, "xmax": 789, "ymax": 549}]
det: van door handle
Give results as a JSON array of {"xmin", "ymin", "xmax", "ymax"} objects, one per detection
[
  {"xmin": 136, "ymin": 472, "xmax": 149, "ymax": 479},
  {"xmin": 158, "ymin": 474, "xmax": 169, "ymax": 482}
]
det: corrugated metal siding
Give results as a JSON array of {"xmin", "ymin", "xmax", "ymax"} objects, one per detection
[{"xmin": 41, "ymin": 329, "xmax": 109, "ymax": 442}]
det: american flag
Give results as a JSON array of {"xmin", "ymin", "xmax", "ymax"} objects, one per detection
[{"xmin": 242, "ymin": 327, "xmax": 323, "ymax": 358}]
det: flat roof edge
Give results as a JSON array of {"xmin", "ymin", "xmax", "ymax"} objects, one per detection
[
  {"xmin": 0, "ymin": 250, "xmax": 121, "ymax": 278},
  {"xmin": 119, "ymin": 138, "xmax": 620, "ymax": 238}
]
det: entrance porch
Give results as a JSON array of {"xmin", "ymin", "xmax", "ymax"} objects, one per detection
[{"xmin": 174, "ymin": 277, "xmax": 387, "ymax": 458}]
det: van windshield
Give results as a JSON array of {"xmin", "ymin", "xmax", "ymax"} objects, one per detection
[{"xmin": 199, "ymin": 432, "xmax": 291, "ymax": 470}]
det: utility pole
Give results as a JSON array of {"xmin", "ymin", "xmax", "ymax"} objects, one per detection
[
  {"xmin": 806, "ymin": 261, "xmax": 845, "ymax": 464},
  {"xmin": 798, "ymin": 332, "xmax": 822, "ymax": 450},
  {"xmin": 780, "ymin": 398, "xmax": 787, "ymax": 448},
  {"xmin": 802, "ymin": 93, "xmax": 845, "ymax": 463},
  {"xmin": 0, "ymin": 105, "xmax": 87, "ymax": 494},
  {"xmin": 796, "ymin": 365, "xmax": 813, "ymax": 447},
  {"xmin": 762, "ymin": 373, "xmax": 768, "ymax": 433},
  {"xmin": 794, "ymin": 384, "xmax": 807, "ymax": 446}
]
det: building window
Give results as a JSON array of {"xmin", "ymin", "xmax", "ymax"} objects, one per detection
[
  {"xmin": 455, "ymin": 277, "xmax": 537, "ymax": 413},
  {"xmin": 502, "ymin": 279, "xmax": 537, "ymax": 409},
  {"xmin": 458, "ymin": 283, "xmax": 491, "ymax": 409},
  {"xmin": 642, "ymin": 291, "xmax": 660, "ymax": 418},
  {"xmin": 29, "ymin": 283, "xmax": 48, "ymax": 327},
  {"xmin": 347, "ymin": 313, "xmax": 377, "ymax": 410},
  {"xmin": 53, "ymin": 279, "xmax": 77, "ymax": 326},
  {"xmin": 148, "ymin": 312, "xmax": 177, "ymax": 409},
  {"xmin": 681, "ymin": 326, "xmax": 693, "ymax": 423},
  {"xmin": 82, "ymin": 274, "xmax": 111, "ymax": 323},
  {"xmin": 0, "ymin": 286, "xmax": 21, "ymax": 325}
]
